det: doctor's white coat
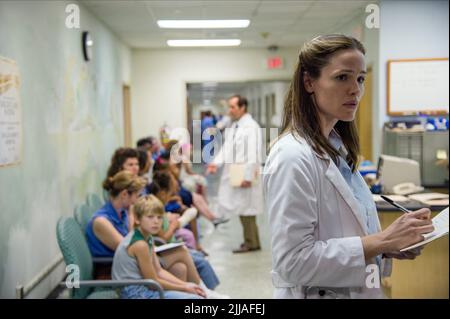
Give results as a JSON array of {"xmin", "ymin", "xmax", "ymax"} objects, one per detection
[
  {"xmin": 213, "ymin": 113, "xmax": 264, "ymax": 218},
  {"xmin": 263, "ymin": 133, "xmax": 391, "ymax": 299}
]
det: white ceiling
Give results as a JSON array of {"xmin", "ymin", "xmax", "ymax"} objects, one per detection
[{"xmin": 81, "ymin": 0, "xmax": 375, "ymax": 49}]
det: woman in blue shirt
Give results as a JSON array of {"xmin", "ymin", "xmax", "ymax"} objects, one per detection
[{"xmin": 86, "ymin": 171, "xmax": 146, "ymax": 258}]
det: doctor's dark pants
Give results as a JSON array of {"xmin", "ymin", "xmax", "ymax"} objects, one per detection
[{"xmin": 239, "ymin": 216, "xmax": 261, "ymax": 249}]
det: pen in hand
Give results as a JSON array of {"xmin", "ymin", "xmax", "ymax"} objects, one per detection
[{"xmin": 380, "ymin": 195, "xmax": 412, "ymax": 214}]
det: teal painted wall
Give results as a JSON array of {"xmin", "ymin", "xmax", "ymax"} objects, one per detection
[{"xmin": 0, "ymin": 1, "xmax": 130, "ymax": 298}]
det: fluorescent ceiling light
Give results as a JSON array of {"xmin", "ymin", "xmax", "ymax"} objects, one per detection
[
  {"xmin": 167, "ymin": 39, "xmax": 241, "ymax": 47},
  {"xmin": 158, "ymin": 20, "xmax": 250, "ymax": 29},
  {"xmin": 202, "ymin": 82, "xmax": 218, "ymax": 87}
]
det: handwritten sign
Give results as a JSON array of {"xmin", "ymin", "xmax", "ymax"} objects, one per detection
[{"xmin": 0, "ymin": 56, "xmax": 22, "ymax": 167}]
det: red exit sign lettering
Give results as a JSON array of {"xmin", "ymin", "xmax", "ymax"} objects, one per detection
[{"xmin": 267, "ymin": 56, "xmax": 284, "ymax": 69}]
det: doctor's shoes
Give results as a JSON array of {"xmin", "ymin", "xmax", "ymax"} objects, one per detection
[{"xmin": 232, "ymin": 243, "xmax": 261, "ymax": 254}]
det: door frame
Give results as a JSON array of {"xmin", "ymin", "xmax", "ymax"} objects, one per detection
[{"xmin": 123, "ymin": 84, "xmax": 132, "ymax": 147}]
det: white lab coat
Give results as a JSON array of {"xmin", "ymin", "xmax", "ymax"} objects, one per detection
[
  {"xmin": 263, "ymin": 132, "xmax": 391, "ymax": 299},
  {"xmin": 213, "ymin": 113, "xmax": 264, "ymax": 217}
]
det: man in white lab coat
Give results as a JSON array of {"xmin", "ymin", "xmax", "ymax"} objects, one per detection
[{"xmin": 207, "ymin": 95, "xmax": 264, "ymax": 253}]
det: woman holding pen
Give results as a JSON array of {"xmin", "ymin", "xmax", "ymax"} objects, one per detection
[{"xmin": 263, "ymin": 34, "xmax": 434, "ymax": 299}]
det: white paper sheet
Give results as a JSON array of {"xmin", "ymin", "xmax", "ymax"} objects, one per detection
[
  {"xmin": 154, "ymin": 242, "xmax": 184, "ymax": 253},
  {"xmin": 401, "ymin": 207, "xmax": 449, "ymax": 251}
]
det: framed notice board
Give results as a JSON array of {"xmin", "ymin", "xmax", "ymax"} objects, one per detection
[{"xmin": 387, "ymin": 58, "xmax": 449, "ymax": 116}]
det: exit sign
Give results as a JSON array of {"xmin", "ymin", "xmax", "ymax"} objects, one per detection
[{"xmin": 267, "ymin": 56, "xmax": 284, "ymax": 69}]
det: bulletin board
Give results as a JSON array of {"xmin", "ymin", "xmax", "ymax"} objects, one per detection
[{"xmin": 387, "ymin": 58, "xmax": 449, "ymax": 116}]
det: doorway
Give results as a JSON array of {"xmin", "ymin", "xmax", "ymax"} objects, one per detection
[
  {"xmin": 123, "ymin": 85, "xmax": 132, "ymax": 147},
  {"xmin": 355, "ymin": 67, "xmax": 373, "ymax": 162}
]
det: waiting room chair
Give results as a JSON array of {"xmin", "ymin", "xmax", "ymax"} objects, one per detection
[
  {"xmin": 73, "ymin": 203, "xmax": 94, "ymax": 235},
  {"xmin": 56, "ymin": 216, "xmax": 164, "ymax": 299},
  {"xmin": 86, "ymin": 193, "xmax": 104, "ymax": 212}
]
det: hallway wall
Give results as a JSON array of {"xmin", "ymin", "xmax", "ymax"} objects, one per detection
[
  {"xmin": 0, "ymin": 1, "xmax": 130, "ymax": 298},
  {"xmin": 131, "ymin": 47, "xmax": 299, "ymax": 143}
]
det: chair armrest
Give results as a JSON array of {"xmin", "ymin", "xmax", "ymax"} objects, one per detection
[
  {"xmin": 60, "ymin": 279, "xmax": 164, "ymax": 298},
  {"xmin": 92, "ymin": 257, "xmax": 114, "ymax": 264}
]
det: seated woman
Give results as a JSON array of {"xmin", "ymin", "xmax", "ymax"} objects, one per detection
[
  {"xmin": 86, "ymin": 171, "xmax": 144, "ymax": 258},
  {"xmin": 162, "ymin": 140, "xmax": 207, "ymax": 194},
  {"xmin": 112, "ymin": 194, "xmax": 206, "ymax": 299},
  {"xmin": 157, "ymin": 145, "xmax": 228, "ymax": 227},
  {"xmin": 169, "ymin": 159, "xmax": 229, "ymax": 228},
  {"xmin": 178, "ymin": 143, "xmax": 208, "ymax": 196},
  {"xmin": 136, "ymin": 147, "xmax": 154, "ymax": 185},
  {"xmin": 106, "ymin": 147, "xmax": 140, "ymax": 179},
  {"xmin": 102, "ymin": 147, "xmax": 140, "ymax": 203},
  {"xmin": 150, "ymin": 159, "xmax": 203, "ymax": 250}
]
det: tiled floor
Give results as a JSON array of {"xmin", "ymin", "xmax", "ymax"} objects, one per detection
[{"xmin": 196, "ymin": 164, "xmax": 273, "ymax": 299}]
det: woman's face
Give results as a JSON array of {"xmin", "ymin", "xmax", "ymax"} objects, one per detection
[
  {"xmin": 122, "ymin": 157, "xmax": 140, "ymax": 176},
  {"xmin": 305, "ymin": 49, "xmax": 366, "ymax": 126},
  {"xmin": 121, "ymin": 191, "xmax": 140, "ymax": 209}
]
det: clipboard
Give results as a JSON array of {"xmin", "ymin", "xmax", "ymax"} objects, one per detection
[
  {"xmin": 400, "ymin": 207, "xmax": 449, "ymax": 251},
  {"xmin": 229, "ymin": 164, "xmax": 258, "ymax": 187}
]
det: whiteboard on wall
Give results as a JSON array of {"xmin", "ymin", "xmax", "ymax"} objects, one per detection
[{"xmin": 387, "ymin": 58, "xmax": 449, "ymax": 115}]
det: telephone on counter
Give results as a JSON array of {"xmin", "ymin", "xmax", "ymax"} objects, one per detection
[{"xmin": 392, "ymin": 182, "xmax": 424, "ymax": 196}]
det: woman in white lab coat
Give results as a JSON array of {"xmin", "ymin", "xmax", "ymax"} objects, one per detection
[{"xmin": 263, "ymin": 35, "xmax": 433, "ymax": 299}]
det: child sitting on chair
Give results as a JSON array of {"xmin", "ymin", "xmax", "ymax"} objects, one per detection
[{"xmin": 112, "ymin": 194, "xmax": 206, "ymax": 299}]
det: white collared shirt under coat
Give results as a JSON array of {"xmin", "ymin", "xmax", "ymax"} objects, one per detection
[
  {"xmin": 213, "ymin": 113, "xmax": 264, "ymax": 217},
  {"xmin": 263, "ymin": 132, "xmax": 391, "ymax": 299}
]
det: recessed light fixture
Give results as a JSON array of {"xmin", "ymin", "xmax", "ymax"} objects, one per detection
[
  {"xmin": 202, "ymin": 82, "xmax": 218, "ymax": 87},
  {"xmin": 167, "ymin": 39, "xmax": 241, "ymax": 47},
  {"xmin": 158, "ymin": 20, "xmax": 250, "ymax": 29}
]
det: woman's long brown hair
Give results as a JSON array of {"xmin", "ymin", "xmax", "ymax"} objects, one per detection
[{"xmin": 281, "ymin": 34, "xmax": 365, "ymax": 172}]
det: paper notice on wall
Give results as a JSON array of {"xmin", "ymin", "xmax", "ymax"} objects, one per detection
[{"xmin": 0, "ymin": 56, "xmax": 22, "ymax": 167}]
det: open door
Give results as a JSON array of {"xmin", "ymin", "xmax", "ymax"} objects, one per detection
[{"xmin": 123, "ymin": 85, "xmax": 132, "ymax": 147}]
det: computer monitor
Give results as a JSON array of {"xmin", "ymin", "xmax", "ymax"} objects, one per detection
[{"xmin": 377, "ymin": 154, "xmax": 422, "ymax": 194}]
